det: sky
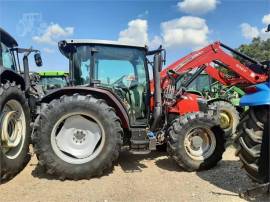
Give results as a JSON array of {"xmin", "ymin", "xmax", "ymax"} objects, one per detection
[{"xmin": 0, "ymin": 0, "xmax": 270, "ymax": 72}]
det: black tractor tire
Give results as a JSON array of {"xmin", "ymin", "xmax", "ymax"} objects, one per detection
[
  {"xmin": 236, "ymin": 106, "xmax": 269, "ymax": 183},
  {"xmin": 167, "ymin": 110, "xmax": 225, "ymax": 171},
  {"xmin": 210, "ymin": 101, "xmax": 240, "ymax": 140},
  {"xmin": 32, "ymin": 94, "xmax": 123, "ymax": 180},
  {"xmin": 0, "ymin": 81, "xmax": 31, "ymax": 183}
]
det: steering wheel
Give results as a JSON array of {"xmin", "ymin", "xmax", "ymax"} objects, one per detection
[{"xmin": 112, "ymin": 75, "xmax": 128, "ymax": 88}]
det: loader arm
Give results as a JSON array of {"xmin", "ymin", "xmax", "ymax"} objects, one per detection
[{"xmin": 161, "ymin": 41, "xmax": 268, "ymax": 89}]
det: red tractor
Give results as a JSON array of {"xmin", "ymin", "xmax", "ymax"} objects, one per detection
[
  {"xmin": 162, "ymin": 41, "xmax": 269, "ymax": 140},
  {"xmin": 32, "ymin": 39, "xmax": 268, "ymax": 180}
]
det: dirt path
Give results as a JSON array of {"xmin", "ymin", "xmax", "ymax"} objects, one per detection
[{"xmin": 1, "ymin": 147, "xmax": 269, "ymax": 202}]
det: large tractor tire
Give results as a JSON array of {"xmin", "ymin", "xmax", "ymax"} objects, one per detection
[
  {"xmin": 32, "ymin": 94, "xmax": 123, "ymax": 180},
  {"xmin": 236, "ymin": 106, "xmax": 269, "ymax": 183},
  {"xmin": 0, "ymin": 81, "xmax": 31, "ymax": 183},
  {"xmin": 210, "ymin": 101, "xmax": 240, "ymax": 140},
  {"xmin": 167, "ymin": 110, "xmax": 225, "ymax": 171}
]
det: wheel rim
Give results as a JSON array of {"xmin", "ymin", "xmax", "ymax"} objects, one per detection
[
  {"xmin": 1, "ymin": 100, "xmax": 26, "ymax": 159},
  {"xmin": 184, "ymin": 127, "xmax": 216, "ymax": 161},
  {"xmin": 219, "ymin": 110, "xmax": 233, "ymax": 130},
  {"xmin": 51, "ymin": 112, "xmax": 105, "ymax": 164}
]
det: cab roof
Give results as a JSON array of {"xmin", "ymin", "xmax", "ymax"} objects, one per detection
[
  {"xmin": 0, "ymin": 27, "xmax": 18, "ymax": 47},
  {"xmin": 58, "ymin": 39, "xmax": 147, "ymax": 59},
  {"xmin": 61, "ymin": 39, "xmax": 146, "ymax": 49}
]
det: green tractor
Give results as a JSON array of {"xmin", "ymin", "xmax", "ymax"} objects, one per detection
[
  {"xmin": 38, "ymin": 71, "xmax": 68, "ymax": 92},
  {"xmin": 0, "ymin": 28, "xmax": 42, "ymax": 183},
  {"xmin": 183, "ymin": 72, "xmax": 242, "ymax": 141}
]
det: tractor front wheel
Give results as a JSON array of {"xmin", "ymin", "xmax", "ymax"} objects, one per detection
[
  {"xmin": 167, "ymin": 110, "xmax": 225, "ymax": 171},
  {"xmin": 32, "ymin": 94, "xmax": 123, "ymax": 180}
]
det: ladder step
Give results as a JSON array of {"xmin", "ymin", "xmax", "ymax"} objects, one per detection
[
  {"xmin": 130, "ymin": 139, "xmax": 149, "ymax": 145},
  {"xmin": 130, "ymin": 149, "xmax": 151, "ymax": 155}
]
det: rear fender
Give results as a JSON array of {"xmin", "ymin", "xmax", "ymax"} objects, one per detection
[
  {"xmin": 240, "ymin": 83, "xmax": 270, "ymax": 106},
  {"xmin": 40, "ymin": 87, "xmax": 130, "ymax": 128}
]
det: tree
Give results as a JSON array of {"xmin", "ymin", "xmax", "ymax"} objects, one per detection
[{"xmin": 236, "ymin": 37, "xmax": 270, "ymax": 62}]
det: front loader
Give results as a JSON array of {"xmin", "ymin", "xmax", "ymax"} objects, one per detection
[
  {"xmin": 163, "ymin": 41, "xmax": 269, "ymax": 140},
  {"xmin": 32, "ymin": 39, "xmax": 226, "ymax": 180},
  {"xmin": 0, "ymin": 28, "xmax": 42, "ymax": 183}
]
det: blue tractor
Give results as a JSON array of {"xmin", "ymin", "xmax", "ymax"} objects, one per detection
[
  {"xmin": 236, "ymin": 82, "xmax": 269, "ymax": 183},
  {"xmin": 236, "ymin": 26, "xmax": 270, "ymax": 196}
]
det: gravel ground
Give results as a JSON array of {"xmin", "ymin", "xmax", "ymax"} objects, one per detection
[{"xmin": 1, "ymin": 147, "xmax": 269, "ymax": 202}]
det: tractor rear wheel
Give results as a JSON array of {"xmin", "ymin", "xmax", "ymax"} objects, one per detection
[
  {"xmin": 0, "ymin": 81, "xmax": 31, "ymax": 183},
  {"xmin": 210, "ymin": 101, "xmax": 240, "ymax": 141},
  {"xmin": 236, "ymin": 106, "xmax": 269, "ymax": 183},
  {"xmin": 32, "ymin": 94, "xmax": 123, "ymax": 180},
  {"xmin": 167, "ymin": 110, "xmax": 225, "ymax": 171}
]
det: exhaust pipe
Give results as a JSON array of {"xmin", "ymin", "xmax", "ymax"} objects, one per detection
[
  {"xmin": 23, "ymin": 53, "xmax": 30, "ymax": 92},
  {"xmin": 150, "ymin": 53, "xmax": 162, "ymax": 131}
]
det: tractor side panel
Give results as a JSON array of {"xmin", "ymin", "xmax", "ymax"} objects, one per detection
[
  {"xmin": 168, "ymin": 93, "xmax": 201, "ymax": 115},
  {"xmin": 40, "ymin": 87, "xmax": 130, "ymax": 128}
]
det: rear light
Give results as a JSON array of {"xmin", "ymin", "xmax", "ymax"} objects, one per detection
[{"xmin": 245, "ymin": 86, "xmax": 257, "ymax": 94}]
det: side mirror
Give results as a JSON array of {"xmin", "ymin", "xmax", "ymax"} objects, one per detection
[
  {"xmin": 266, "ymin": 24, "xmax": 270, "ymax": 32},
  {"xmin": 34, "ymin": 53, "xmax": 43, "ymax": 67}
]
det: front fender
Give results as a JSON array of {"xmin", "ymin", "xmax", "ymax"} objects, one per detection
[
  {"xmin": 0, "ymin": 69, "xmax": 25, "ymax": 90},
  {"xmin": 240, "ymin": 83, "xmax": 270, "ymax": 106}
]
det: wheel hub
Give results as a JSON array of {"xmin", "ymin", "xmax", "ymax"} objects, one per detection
[
  {"xmin": 190, "ymin": 136, "xmax": 203, "ymax": 150},
  {"xmin": 220, "ymin": 111, "xmax": 231, "ymax": 129},
  {"xmin": 1, "ymin": 99, "xmax": 26, "ymax": 159},
  {"xmin": 73, "ymin": 130, "xmax": 87, "ymax": 144},
  {"xmin": 184, "ymin": 127, "xmax": 216, "ymax": 161},
  {"xmin": 52, "ymin": 114, "xmax": 103, "ymax": 162},
  {"xmin": 2, "ymin": 110, "xmax": 23, "ymax": 148}
]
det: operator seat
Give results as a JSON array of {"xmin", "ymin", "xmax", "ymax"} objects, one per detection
[{"xmin": 126, "ymin": 81, "xmax": 145, "ymax": 120}]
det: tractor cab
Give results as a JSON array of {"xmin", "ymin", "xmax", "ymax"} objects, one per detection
[
  {"xmin": 0, "ymin": 28, "xmax": 43, "ymax": 91},
  {"xmin": 0, "ymin": 28, "xmax": 19, "ymax": 72},
  {"xmin": 58, "ymin": 40, "xmax": 151, "ymax": 126}
]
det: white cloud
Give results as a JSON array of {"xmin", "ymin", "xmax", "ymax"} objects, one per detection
[
  {"xmin": 43, "ymin": 47, "xmax": 55, "ymax": 53},
  {"xmin": 118, "ymin": 16, "xmax": 210, "ymax": 50},
  {"xmin": 259, "ymin": 27, "xmax": 270, "ymax": 40},
  {"xmin": 240, "ymin": 13, "xmax": 270, "ymax": 41},
  {"xmin": 149, "ymin": 36, "xmax": 163, "ymax": 49},
  {"xmin": 160, "ymin": 16, "xmax": 210, "ymax": 49},
  {"xmin": 177, "ymin": 0, "xmax": 218, "ymax": 15},
  {"xmin": 240, "ymin": 23, "xmax": 259, "ymax": 39},
  {"xmin": 262, "ymin": 13, "xmax": 270, "ymax": 25},
  {"xmin": 118, "ymin": 19, "xmax": 148, "ymax": 45},
  {"xmin": 33, "ymin": 23, "xmax": 74, "ymax": 45}
]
